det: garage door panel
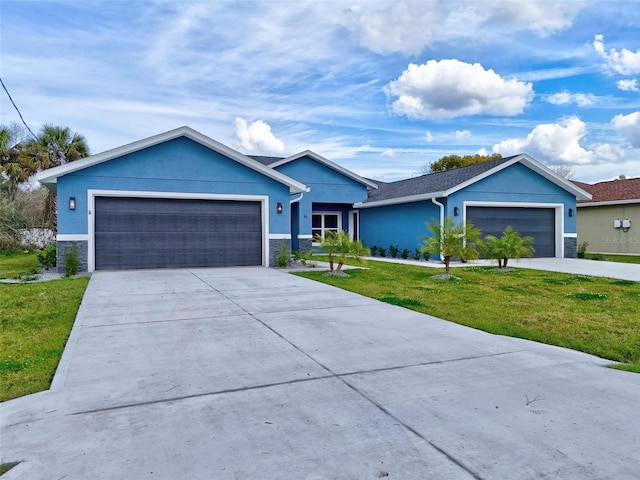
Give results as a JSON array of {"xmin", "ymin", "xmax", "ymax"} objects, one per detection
[
  {"xmin": 467, "ymin": 206, "xmax": 555, "ymax": 257},
  {"xmin": 95, "ymin": 197, "xmax": 262, "ymax": 270}
]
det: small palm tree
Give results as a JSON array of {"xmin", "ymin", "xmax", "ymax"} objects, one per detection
[
  {"xmin": 315, "ymin": 230, "xmax": 370, "ymax": 272},
  {"xmin": 420, "ymin": 216, "xmax": 482, "ymax": 275},
  {"xmin": 34, "ymin": 124, "xmax": 89, "ymax": 167},
  {"xmin": 484, "ymin": 226, "xmax": 535, "ymax": 268}
]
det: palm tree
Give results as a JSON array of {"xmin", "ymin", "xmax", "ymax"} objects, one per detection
[
  {"xmin": 0, "ymin": 125, "xmax": 37, "ymax": 200},
  {"xmin": 35, "ymin": 124, "xmax": 89, "ymax": 167},
  {"xmin": 314, "ymin": 230, "xmax": 370, "ymax": 272},
  {"xmin": 420, "ymin": 216, "xmax": 482, "ymax": 275},
  {"xmin": 484, "ymin": 226, "xmax": 535, "ymax": 268}
]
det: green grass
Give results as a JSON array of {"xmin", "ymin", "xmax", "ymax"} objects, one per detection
[
  {"xmin": 0, "ymin": 249, "xmax": 40, "ymax": 279},
  {"xmin": 295, "ymin": 260, "xmax": 640, "ymax": 373},
  {"xmin": 0, "ymin": 277, "xmax": 89, "ymax": 401},
  {"xmin": 585, "ymin": 253, "xmax": 640, "ymax": 264}
]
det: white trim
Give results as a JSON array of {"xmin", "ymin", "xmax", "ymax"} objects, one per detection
[
  {"xmin": 577, "ymin": 199, "xmax": 639, "ymax": 207},
  {"xmin": 57, "ymin": 234, "xmax": 89, "ymax": 241},
  {"xmin": 311, "ymin": 211, "xmax": 342, "ymax": 244},
  {"xmin": 35, "ymin": 126, "xmax": 307, "ymax": 194},
  {"xmin": 348, "ymin": 210, "xmax": 360, "ymax": 241},
  {"xmin": 87, "ymin": 189, "xmax": 270, "ymax": 272},
  {"xmin": 463, "ymin": 201, "xmax": 565, "ymax": 258},
  {"xmin": 297, "ymin": 234, "xmax": 313, "ymax": 239},
  {"xmin": 355, "ymin": 191, "xmax": 447, "ymax": 209},
  {"xmin": 563, "ymin": 233, "xmax": 578, "ymax": 238},
  {"xmin": 268, "ymin": 233, "xmax": 291, "ymax": 240},
  {"xmin": 271, "ymin": 150, "xmax": 378, "ymax": 190}
]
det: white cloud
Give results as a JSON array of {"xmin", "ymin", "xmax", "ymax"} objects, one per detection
[
  {"xmin": 233, "ymin": 118, "xmax": 285, "ymax": 155},
  {"xmin": 613, "ymin": 111, "xmax": 640, "ymax": 148},
  {"xmin": 492, "ymin": 116, "xmax": 594, "ymax": 164},
  {"xmin": 353, "ymin": 0, "xmax": 581, "ymax": 55},
  {"xmin": 425, "ymin": 131, "xmax": 433, "ymax": 142},
  {"xmin": 455, "ymin": 130, "xmax": 471, "ymax": 139},
  {"xmin": 617, "ymin": 79, "xmax": 639, "ymax": 92},
  {"xmin": 593, "ymin": 34, "xmax": 640, "ymax": 76},
  {"xmin": 382, "ymin": 148, "xmax": 395, "ymax": 157},
  {"xmin": 385, "ymin": 59, "xmax": 534, "ymax": 119},
  {"xmin": 545, "ymin": 91, "xmax": 596, "ymax": 106}
]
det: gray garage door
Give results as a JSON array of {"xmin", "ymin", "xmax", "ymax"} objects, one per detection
[
  {"xmin": 95, "ymin": 197, "xmax": 262, "ymax": 270},
  {"xmin": 467, "ymin": 206, "xmax": 555, "ymax": 257}
]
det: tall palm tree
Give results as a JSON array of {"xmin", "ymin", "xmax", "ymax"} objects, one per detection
[
  {"xmin": 26, "ymin": 124, "xmax": 90, "ymax": 227},
  {"xmin": 35, "ymin": 124, "xmax": 89, "ymax": 167},
  {"xmin": 0, "ymin": 125, "xmax": 37, "ymax": 200}
]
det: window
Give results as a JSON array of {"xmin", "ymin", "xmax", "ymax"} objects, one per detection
[{"xmin": 312, "ymin": 212, "xmax": 341, "ymax": 242}]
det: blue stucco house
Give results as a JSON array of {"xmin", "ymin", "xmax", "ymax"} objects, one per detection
[{"xmin": 36, "ymin": 126, "xmax": 591, "ymax": 272}]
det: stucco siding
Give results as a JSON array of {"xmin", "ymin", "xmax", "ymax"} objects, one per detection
[
  {"xmin": 276, "ymin": 156, "xmax": 369, "ymax": 237},
  {"xmin": 577, "ymin": 204, "xmax": 640, "ymax": 254},
  {"xmin": 359, "ymin": 201, "xmax": 440, "ymax": 251},
  {"xmin": 449, "ymin": 163, "xmax": 577, "ymax": 233},
  {"xmin": 56, "ymin": 137, "xmax": 291, "ymax": 235}
]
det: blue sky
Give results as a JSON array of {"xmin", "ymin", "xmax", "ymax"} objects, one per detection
[{"xmin": 1, "ymin": 1, "xmax": 640, "ymax": 182}]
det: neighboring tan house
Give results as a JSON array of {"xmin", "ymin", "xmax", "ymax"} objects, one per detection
[
  {"xmin": 573, "ymin": 177, "xmax": 640, "ymax": 255},
  {"xmin": 35, "ymin": 126, "xmax": 591, "ymax": 272}
]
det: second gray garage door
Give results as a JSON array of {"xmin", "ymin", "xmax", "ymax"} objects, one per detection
[
  {"xmin": 95, "ymin": 197, "xmax": 262, "ymax": 270},
  {"xmin": 467, "ymin": 206, "xmax": 555, "ymax": 257}
]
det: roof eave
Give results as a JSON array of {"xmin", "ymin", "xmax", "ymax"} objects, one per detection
[
  {"xmin": 577, "ymin": 198, "xmax": 639, "ymax": 207},
  {"xmin": 34, "ymin": 126, "xmax": 308, "ymax": 194},
  {"xmin": 355, "ymin": 191, "xmax": 446, "ymax": 209}
]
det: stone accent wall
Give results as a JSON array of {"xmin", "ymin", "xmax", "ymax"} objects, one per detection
[
  {"xmin": 564, "ymin": 237, "xmax": 577, "ymax": 258},
  {"xmin": 297, "ymin": 238, "xmax": 313, "ymax": 253},
  {"xmin": 57, "ymin": 240, "xmax": 89, "ymax": 274},
  {"xmin": 269, "ymin": 238, "xmax": 291, "ymax": 267}
]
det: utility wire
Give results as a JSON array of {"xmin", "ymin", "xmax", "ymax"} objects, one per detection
[{"xmin": 0, "ymin": 76, "xmax": 38, "ymax": 141}]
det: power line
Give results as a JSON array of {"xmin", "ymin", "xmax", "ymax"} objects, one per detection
[{"xmin": 0, "ymin": 76, "xmax": 38, "ymax": 141}]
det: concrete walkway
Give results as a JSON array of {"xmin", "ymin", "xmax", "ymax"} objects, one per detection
[
  {"xmin": 1, "ymin": 267, "xmax": 639, "ymax": 479},
  {"xmin": 367, "ymin": 256, "xmax": 640, "ymax": 281}
]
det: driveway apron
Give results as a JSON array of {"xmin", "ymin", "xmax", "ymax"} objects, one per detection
[{"xmin": 1, "ymin": 267, "xmax": 639, "ymax": 479}]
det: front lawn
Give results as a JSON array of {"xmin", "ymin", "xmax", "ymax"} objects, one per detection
[
  {"xmin": 0, "ymin": 249, "xmax": 40, "ymax": 279},
  {"xmin": 585, "ymin": 253, "xmax": 640, "ymax": 264},
  {"xmin": 0, "ymin": 278, "xmax": 89, "ymax": 401},
  {"xmin": 295, "ymin": 261, "xmax": 640, "ymax": 373}
]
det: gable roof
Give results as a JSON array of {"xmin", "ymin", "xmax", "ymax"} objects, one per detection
[
  {"xmin": 35, "ymin": 126, "xmax": 308, "ymax": 194},
  {"xmin": 356, "ymin": 154, "xmax": 591, "ymax": 208},
  {"xmin": 574, "ymin": 177, "xmax": 640, "ymax": 207},
  {"xmin": 269, "ymin": 150, "xmax": 378, "ymax": 190}
]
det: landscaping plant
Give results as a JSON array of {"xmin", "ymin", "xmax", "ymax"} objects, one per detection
[
  {"xmin": 37, "ymin": 243, "xmax": 57, "ymax": 269},
  {"xmin": 64, "ymin": 244, "xmax": 80, "ymax": 277},
  {"xmin": 420, "ymin": 216, "xmax": 482, "ymax": 275},
  {"xmin": 484, "ymin": 226, "xmax": 535, "ymax": 268},
  {"xmin": 314, "ymin": 230, "xmax": 370, "ymax": 272},
  {"xmin": 277, "ymin": 241, "xmax": 290, "ymax": 267}
]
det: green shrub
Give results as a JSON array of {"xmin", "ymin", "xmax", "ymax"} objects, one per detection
[
  {"xmin": 276, "ymin": 241, "xmax": 289, "ymax": 267},
  {"xmin": 401, "ymin": 248, "xmax": 409, "ymax": 259},
  {"xmin": 37, "ymin": 243, "xmax": 57, "ymax": 269},
  {"xmin": 389, "ymin": 245, "xmax": 399, "ymax": 258},
  {"xmin": 413, "ymin": 248, "xmax": 421, "ymax": 260},
  {"xmin": 64, "ymin": 245, "xmax": 80, "ymax": 277},
  {"xmin": 378, "ymin": 247, "xmax": 386, "ymax": 257},
  {"xmin": 370, "ymin": 246, "xmax": 379, "ymax": 257},
  {"xmin": 577, "ymin": 241, "xmax": 589, "ymax": 258}
]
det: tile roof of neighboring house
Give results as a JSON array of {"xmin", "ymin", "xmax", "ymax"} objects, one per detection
[
  {"xmin": 363, "ymin": 156, "xmax": 517, "ymax": 203},
  {"xmin": 573, "ymin": 177, "xmax": 640, "ymax": 204}
]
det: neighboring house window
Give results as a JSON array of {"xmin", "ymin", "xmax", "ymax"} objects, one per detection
[{"xmin": 312, "ymin": 212, "xmax": 341, "ymax": 242}]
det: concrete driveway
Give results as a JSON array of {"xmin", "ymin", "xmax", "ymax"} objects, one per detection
[{"xmin": 1, "ymin": 267, "xmax": 639, "ymax": 479}]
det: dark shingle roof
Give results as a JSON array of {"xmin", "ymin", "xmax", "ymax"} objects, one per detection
[
  {"xmin": 247, "ymin": 155, "xmax": 284, "ymax": 166},
  {"xmin": 363, "ymin": 156, "xmax": 517, "ymax": 203},
  {"xmin": 574, "ymin": 177, "xmax": 640, "ymax": 203}
]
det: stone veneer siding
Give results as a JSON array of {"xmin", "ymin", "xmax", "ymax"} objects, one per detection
[
  {"xmin": 564, "ymin": 237, "xmax": 577, "ymax": 258},
  {"xmin": 57, "ymin": 240, "xmax": 89, "ymax": 273},
  {"xmin": 269, "ymin": 238, "xmax": 291, "ymax": 267},
  {"xmin": 297, "ymin": 238, "xmax": 313, "ymax": 253}
]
